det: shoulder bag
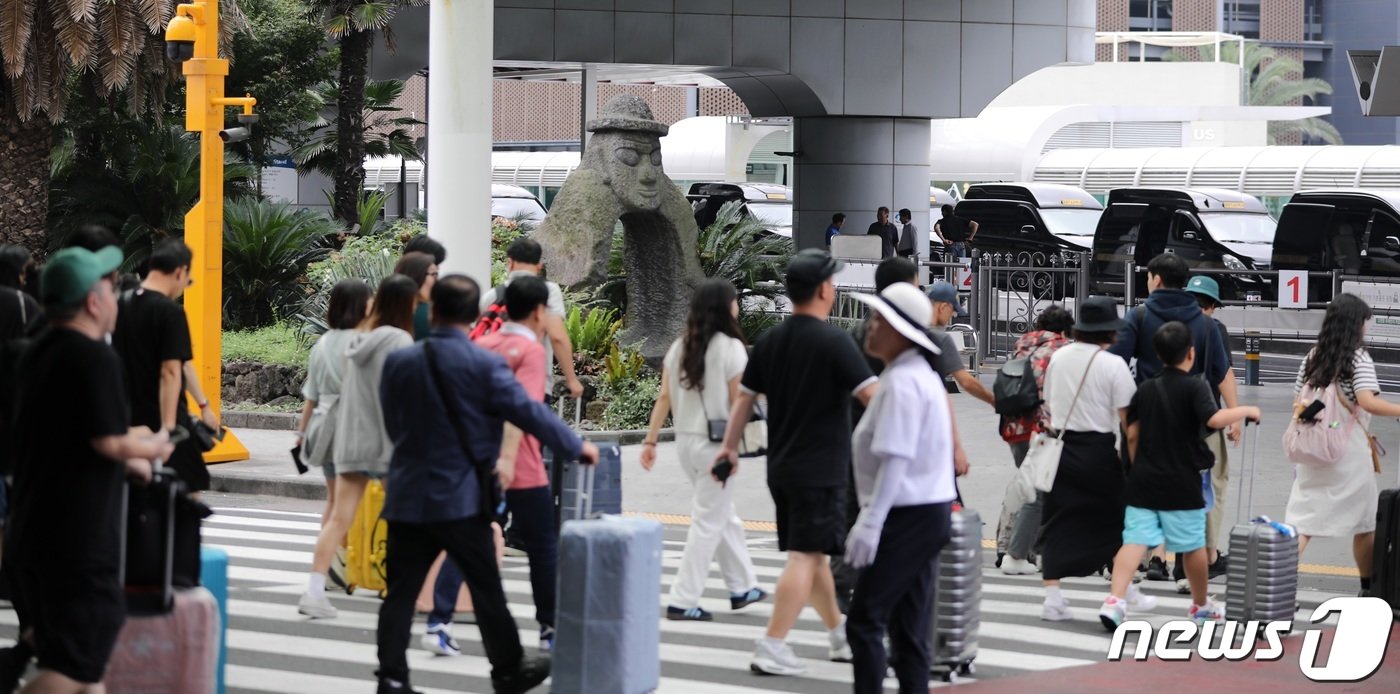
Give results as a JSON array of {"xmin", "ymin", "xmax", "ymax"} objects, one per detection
[
  {"xmin": 424, "ymin": 338, "xmax": 505, "ymax": 520},
  {"xmin": 1022, "ymin": 348, "xmax": 1101, "ymax": 493}
]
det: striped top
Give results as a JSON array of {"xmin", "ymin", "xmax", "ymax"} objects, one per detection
[{"xmin": 1294, "ymin": 348, "xmax": 1381, "ymax": 405}]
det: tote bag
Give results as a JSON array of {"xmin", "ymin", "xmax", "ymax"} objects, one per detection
[{"xmin": 1022, "ymin": 350, "xmax": 1101, "ymax": 494}]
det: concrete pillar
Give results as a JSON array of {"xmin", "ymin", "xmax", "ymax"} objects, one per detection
[
  {"xmin": 791, "ymin": 117, "xmax": 931, "ymax": 252},
  {"xmin": 428, "ymin": 0, "xmax": 491, "ymax": 284},
  {"xmin": 580, "ymin": 66, "xmax": 598, "ymax": 150}
]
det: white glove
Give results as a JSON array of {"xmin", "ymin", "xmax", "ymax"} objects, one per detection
[{"xmin": 844, "ymin": 514, "xmax": 883, "ymax": 568}]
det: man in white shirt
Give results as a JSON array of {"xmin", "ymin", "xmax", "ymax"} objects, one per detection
[
  {"xmin": 896, "ymin": 208, "xmax": 919, "ymax": 259},
  {"xmin": 480, "ymin": 238, "xmax": 584, "ymax": 399}
]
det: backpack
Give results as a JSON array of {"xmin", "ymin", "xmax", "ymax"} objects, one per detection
[
  {"xmin": 468, "ymin": 284, "xmax": 509, "ymax": 340},
  {"xmin": 993, "ymin": 357, "xmax": 1041, "ymax": 416},
  {"xmin": 1283, "ymin": 379, "xmax": 1359, "ymax": 467}
]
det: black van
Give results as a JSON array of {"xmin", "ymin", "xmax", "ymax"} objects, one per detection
[
  {"xmin": 687, "ymin": 182, "xmax": 792, "ymax": 239},
  {"xmin": 955, "ymin": 183, "xmax": 1103, "ymax": 260},
  {"xmin": 1272, "ymin": 190, "xmax": 1400, "ymax": 302},
  {"xmin": 1090, "ymin": 188, "xmax": 1275, "ymax": 299}
]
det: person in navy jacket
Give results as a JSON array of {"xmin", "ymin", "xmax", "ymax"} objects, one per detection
[{"xmin": 374, "ymin": 273, "xmax": 599, "ymax": 694}]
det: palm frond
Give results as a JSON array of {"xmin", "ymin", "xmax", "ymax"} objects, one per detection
[
  {"xmin": 349, "ymin": 2, "xmax": 396, "ymax": 32},
  {"xmin": 52, "ymin": 4, "xmax": 96, "ymax": 67},
  {"xmin": 0, "ymin": 0, "xmax": 36, "ymax": 79},
  {"xmin": 63, "ymin": 0, "xmax": 96, "ymax": 22},
  {"xmin": 134, "ymin": 0, "xmax": 168, "ymax": 33}
]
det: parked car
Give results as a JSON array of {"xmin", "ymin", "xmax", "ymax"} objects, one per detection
[
  {"xmin": 955, "ymin": 182, "xmax": 1103, "ymax": 259},
  {"xmin": 1090, "ymin": 187, "xmax": 1274, "ymax": 300},
  {"xmin": 1272, "ymin": 189, "xmax": 1400, "ymax": 301},
  {"xmin": 491, "ymin": 184, "xmax": 547, "ymax": 224},
  {"xmin": 687, "ymin": 182, "xmax": 793, "ymax": 239}
]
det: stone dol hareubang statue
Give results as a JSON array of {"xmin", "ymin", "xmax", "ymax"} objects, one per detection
[{"xmin": 534, "ymin": 94, "xmax": 704, "ymax": 358}]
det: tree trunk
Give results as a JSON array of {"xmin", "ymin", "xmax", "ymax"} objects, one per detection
[
  {"xmin": 0, "ymin": 111, "xmax": 53, "ymax": 256},
  {"xmin": 333, "ymin": 27, "xmax": 372, "ymax": 227}
]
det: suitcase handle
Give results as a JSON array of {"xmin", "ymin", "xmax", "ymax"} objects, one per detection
[
  {"xmin": 574, "ymin": 462, "xmax": 595, "ymax": 521},
  {"xmin": 1235, "ymin": 420, "xmax": 1260, "ymax": 527}
]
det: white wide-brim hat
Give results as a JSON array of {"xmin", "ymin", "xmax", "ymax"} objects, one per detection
[{"xmin": 853, "ymin": 283, "xmax": 942, "ymax": 356}]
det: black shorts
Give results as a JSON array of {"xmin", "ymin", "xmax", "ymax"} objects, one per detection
[
  {"xmin": 771, "ymin": 484, "xmax": 848, "ymax": 555},
  {"xmin": 15, "ymin": 566, "xmax": 125, "ymax": 684}
]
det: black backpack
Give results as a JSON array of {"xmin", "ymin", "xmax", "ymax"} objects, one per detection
[{"xmin": 993, "ymin": 357, "xmax": 1041, "ymax": 416}]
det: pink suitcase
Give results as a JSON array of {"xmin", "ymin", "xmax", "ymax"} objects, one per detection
[{"xmin": 106, "ymin": 587, "xmax": 220, "ymax": 693}]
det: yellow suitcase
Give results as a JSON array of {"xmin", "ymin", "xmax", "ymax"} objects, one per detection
[{"xmin": 344, "ymin": 480, "xmax": 388, "ymax": 598}]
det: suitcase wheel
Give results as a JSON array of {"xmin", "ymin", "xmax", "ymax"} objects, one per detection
[
  {"xmin": 941, "ymin": 670, "xmax": 957, "ymax": 684},
  {"xmin": 345, "ymin": 583, "xmax": 357, "ymax": 596},
  {"xmin": 378, "ymin": 589, "xmax": 388, "ymax": 600},
  {"xmin": 959, "ymin": 661, "xmax": 976, "ymax": 676}
]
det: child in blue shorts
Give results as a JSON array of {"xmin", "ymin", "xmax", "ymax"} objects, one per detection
[{"xmin": 1098, "ymin": 321, "xmax": 1260, "ymax": 630}]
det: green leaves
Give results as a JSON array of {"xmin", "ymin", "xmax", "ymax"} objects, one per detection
[
  {"xmin": 697, "ymin": 200, "xmax": 791, "ymax": 300},
  {"xmin": 564, "ymin": 305, "xmax": 622, "ymax": 361},
  {"xmin": 223, "ymin": 197, "xmax": 338, "ymax": 330},
  {"xmin": 290, "ymin": 77, "xmax": 425, "ymax": 178}
]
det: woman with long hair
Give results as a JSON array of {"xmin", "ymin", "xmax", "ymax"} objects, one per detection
[
  {"xmin": 295, "ymin": 279, "xmax": 374, "ymax": 525},
  {"xmin": 394, "ymin": 251, "xmax": 438, "ymax": 340},
  {"xmin": 299, "ymin": 274, "xmax": 418, "ymax": 619},
  {"xmin": 1037, "ymin": 297, "xmax": 1150, "ymax": 622},
  {"xmin": 641, "ymin": 278, "xmax": 766, "ymax": 621},
  {"xmin": 1286, "ymin": 293, "xmax": 1400, "ymax": 592}
]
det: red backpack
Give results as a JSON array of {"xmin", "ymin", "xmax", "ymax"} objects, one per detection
[{"xmin": 469, "ymin": 284, "xmax": 509, "ymax": 340}]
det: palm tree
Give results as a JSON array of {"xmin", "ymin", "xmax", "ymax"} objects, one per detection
[
  {"xmin": 0, "ymin": 0, "xmax": 246, "ymax": 253},
  {"xmin": 291, "ymin": 78, "xmax": 424, "ymax": 181},
  {"xmin": 309, "ymin": 0, "xmax": 426, "ymax": 225},
  {"xmin": 1166, "ymin": 41, "xmax": 1341, "ymax": 145}
]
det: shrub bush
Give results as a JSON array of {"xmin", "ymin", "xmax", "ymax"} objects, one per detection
[
  {"xmin": 223, "ymin": 198, "xmax": 337, "ymax": 329},
  {"xmin": 602, "ymin": 343, "xmax": 647, "ymax": 390},
  {"xmin": 564, "ymin": 305, "xmax": 621, "ymax": 361},
  {"xmin": 600, "ymin": 375, "xmax": 661, "ymax": 431},
  {"xmin": 223, "ymin": 323, "xmax": 310, "ymax": 368}
]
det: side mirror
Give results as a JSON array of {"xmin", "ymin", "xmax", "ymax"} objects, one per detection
[{"xmin": 1019, "ymin": 224, "xmax": 1036, "ymax": 235}]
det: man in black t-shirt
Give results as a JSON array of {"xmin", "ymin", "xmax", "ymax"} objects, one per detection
[
  {"xmin": 7, "ymin": 246, "xmax": 173, "ymax": 690},
  {"xmin": 112, "ymin": 239, "xmax": 218, "ymax": 491},
  {"xmin": 934, "ymin": 204, "xmax": 979, "ymax": 259},
  {"xmin": 866, "ymin": 207, "xmax": 900, "ymax": 259},
  {"xmin": 716, "ymin": 249, "xmax": 878, "ymax": 677}
]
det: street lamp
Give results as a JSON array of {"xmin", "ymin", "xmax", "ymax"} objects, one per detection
[{"xmin": 166, "ymin": 1, "xmax": 255, "ymax": 463}]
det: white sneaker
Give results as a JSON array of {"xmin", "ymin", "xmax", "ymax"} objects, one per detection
[
  {"xmin": 750, "ymin": 639, "xmax": 806, "ymax": 676},
  {"xmin": 1175, "ymin": 578, "xmax": 1191, "ymax": 595},
  {"xmin": 421, "ymin": 623, "xmax": 462, "ymax": 657},
  {"xmin": 1001, "ymin": 557, "xmax": 1038, "ymax": 575},
  {"xmin": 1041, "ymin": 596, "xmax": 1074, "ymax": 622},
  {"xmin": 297, "ymin": 591, "xmax": 337, "ymax": 619},
  {"xmin": 1127, "ymin": 584, "xmax": 1158, "ymax": 611},
  {"xmin": 828, "ymin": 623, "xmax": 853, "ymax": 662}
]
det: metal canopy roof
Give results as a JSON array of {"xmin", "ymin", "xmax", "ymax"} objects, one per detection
[{"xmin": 1033, "ymin": 146, "xmax": 1400, "ymax": 195}]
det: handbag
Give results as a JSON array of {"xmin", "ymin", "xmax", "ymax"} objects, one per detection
[
  {"xmin": 1023, "ymin": 349, "xmax": 1101, "ymax": 493},
  {"xmin": 705, "ymin": 398, "xmax": 768, "ymax": 457}
]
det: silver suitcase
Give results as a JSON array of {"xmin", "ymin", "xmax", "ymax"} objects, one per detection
[
  {"xmin": 932, "ymin": 506, "xmax": 980, "ymax": 682},
  {"xmin": 1225, "ymin": 422, "xmax": 1299, "ymax": 623}
]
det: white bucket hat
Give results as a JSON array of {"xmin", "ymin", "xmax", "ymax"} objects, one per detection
[{"xmin": 853, "ymin": 283, "xmax": 942, "ymax": 356}]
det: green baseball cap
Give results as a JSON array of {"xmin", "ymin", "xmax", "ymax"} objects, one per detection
[
  {"xmin": 40, "ymin": 246, "xmax": 123, "ymax": 308},
  {"xmin": 1185, "ymin": 275, "xmax": 1222, "ymax": 305}
]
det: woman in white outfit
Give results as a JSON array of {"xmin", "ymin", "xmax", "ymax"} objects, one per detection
[
  {"xmin": 642, "ymin": 278, "xmax": 766, "ymax": 621},
  {"xmin": 1286, "ymin": 293, "xmax": 1400, "ymax": 593}
]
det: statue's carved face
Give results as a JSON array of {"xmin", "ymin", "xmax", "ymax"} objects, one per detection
[{"xmin": 603, "ymin": 132, "xmax": 664, "ymax": 212}]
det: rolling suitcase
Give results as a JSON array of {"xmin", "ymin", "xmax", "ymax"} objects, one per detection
[
  {"xmin": 552, "ymin": 465, "xmax": 663, "ymax": 694},
  {"xmin": 546, "ymin": 397, "xmax": 623, "ymax": 526},
  {"xmin": 1226, "ymin": 422, "xmax": 1299, "ymax": 623},
  {"xmin": 1371, "ymin": 439, "xmax": 1400, "ymax": 618},
  {"xmin": 931, "ymin": 504, "xmax": 980, "ymax": 683},
  {"xmin": 344, "ymin": 479, "xmax": 388, "ymax": 597},
  {"xmin": 107, "ymin": 587, "xmax": 221, "ymax": 693},
  {"xmin": 124, "ymin": 463, "xmax": 210, "ymax": 614},
  {"xmin": 200, "ymin": 547, "xmax": 229, "ymax": 694}
]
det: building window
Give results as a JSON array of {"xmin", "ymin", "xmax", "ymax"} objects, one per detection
[
  {"xmin": 1222, "ymin": 0, "xmax": 1261, "ymax": 39},
  {"xmin": 1128, "ymin": 0, "xmax": 1172, "ymax": 32},
  {"xmin": 1304, "ymin": 0, "xmax": 1323, "ymax": 41}
]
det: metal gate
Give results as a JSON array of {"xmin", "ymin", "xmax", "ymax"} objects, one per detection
[{"xmin": 972, "ymin": 249, "xmax": 1090, "ymax": 364}]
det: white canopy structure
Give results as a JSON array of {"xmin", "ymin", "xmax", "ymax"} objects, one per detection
[{"xmin": 1033, "ymin": 146, "xmax": 1400, "ymax": 196}]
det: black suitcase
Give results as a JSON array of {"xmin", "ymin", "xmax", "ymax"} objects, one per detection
[
  {"xmin": 1372, "ymin": 468, "xmax": 1400, "ymax": 617},
  {"xmin": 122, "ymin": 466, "xmax": 210, "ymax": 614}
]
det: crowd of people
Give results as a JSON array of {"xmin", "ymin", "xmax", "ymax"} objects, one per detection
[
  {"xmin": 825, "ymin": 206, "xmax": 978, "ymax": 261},
  {"xmin": 1, "ymin": 228, "xmax": 1395, "ymax": 693}
]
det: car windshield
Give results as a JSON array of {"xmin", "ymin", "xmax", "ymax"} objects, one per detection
[
  {"xmin": 747, "ymin": 202, "xmax": 793, "ymax": 230},
  {"xmin": 1200, "ymin": 212, "xmax": 1276, "ymax": 244},
  {"xmin": 1040, "ymin": 208, "xmax": 1101, "ymax": 237},
  {"xmin": 491, "ymin": 196, "xmax": 546, "ymax": 223}
]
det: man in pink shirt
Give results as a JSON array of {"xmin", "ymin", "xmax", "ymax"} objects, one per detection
[{"xmin": 473, "ymin": 275, "xmax": 560, "ymax": 651}]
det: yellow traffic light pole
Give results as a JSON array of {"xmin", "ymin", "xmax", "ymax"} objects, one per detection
[{"xmin": 168, "ymin": 1, "xmax": 253, "ymax": 463}]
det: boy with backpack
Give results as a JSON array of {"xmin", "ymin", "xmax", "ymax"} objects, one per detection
[{"xmin": 1097, "ymin": 321, "xmax": 1260, "ymax": 630}]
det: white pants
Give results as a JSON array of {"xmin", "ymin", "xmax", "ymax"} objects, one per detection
[{"xmin": 669, "ymin": 434, "xmax": 759, "ymax": 608}]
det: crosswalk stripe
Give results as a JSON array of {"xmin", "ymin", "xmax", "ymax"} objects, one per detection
[{"xmin": 178, "ymin": 508, "xmax": 1261, "ymax": 692}]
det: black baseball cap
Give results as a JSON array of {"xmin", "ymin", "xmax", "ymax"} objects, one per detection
[{"xmin": 785, "ymin": 248, "xmax": 844, "ymax": 286}]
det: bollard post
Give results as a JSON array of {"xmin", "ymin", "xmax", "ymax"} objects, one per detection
[
  {"xmin": 1123, "ymin": 260, "xmax": 1136, "ymax": 308},
  {"xmin": 1244, "ymin": 331, "xmax": 1261, "ymax": 386}
]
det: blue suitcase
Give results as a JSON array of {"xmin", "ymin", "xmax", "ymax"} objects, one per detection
[
  {"xmin": 553, "ymin": 515, "xmax": 663, "ymax": 694},
  {"xmin": 200, "ymin": 547, "xmax": 229, "ymax": 694}
]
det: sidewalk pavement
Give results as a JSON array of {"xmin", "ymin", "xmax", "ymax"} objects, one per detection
[{"xmin": 210, "ymin": 380, "xmax": 1396, "ymax": 588}]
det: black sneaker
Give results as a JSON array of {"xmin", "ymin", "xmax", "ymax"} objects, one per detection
[
  {"xmin": 376, "ymin": 676, "xmax": 422, "ymax": 694},
  {"xmin": 1145, "ymin": 556, "xmax": 1170, "ymax": 581},
  {"xmin": 492, "ymin": 655, "xmax": 551, "ymax": 694},
  {"xmin": 730, "ymin": 587, "xmax": 768, "ymax": 610},
  {"xmin": 666, "ymin": 605, "xmax": 714, "ymax": 621},
  {"xmin": 1172, "ymin": 552, "xmax": 1185, "ymax": 582},
  {"xmin": 1208, "ymin": 554, "xmax": 1229, "ymax": 580}
]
